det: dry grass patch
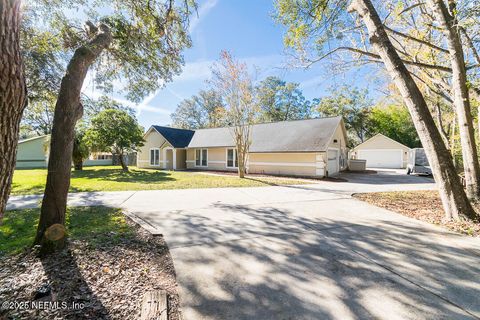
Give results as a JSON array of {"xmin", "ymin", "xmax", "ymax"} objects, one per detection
[{"xmin": 354, "ymin": 190, "xmax": 480, "ymax": 237}]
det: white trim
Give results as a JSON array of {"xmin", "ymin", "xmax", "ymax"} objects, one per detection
[
  {"xmin": 173, "ymin": 149, "xmax": 177, "ymax": 170},
  {"xmin": 208, "ymin": 160, "xmax": 226, "ymax": 164},
  {"xmin": 186, "ymin": 160, "xmax": 195, "ymax": 163},
  {"xmin": 149, "ymin": 148, "xmax": 160, "ymax": 166},
  {"xmin": 352, "ymin": 133, "xmax": 410, "ymax": 151},
  {"xmin": 195, "ymin": 148, "xmax": 208, "ymax": 167},
  {"xmin": 248, "ymin": 161, "xmax": 317, "ymax": 167},
  {"xmin": 226, "ymin": 148, "xmax": 238, "ymax": 168}
]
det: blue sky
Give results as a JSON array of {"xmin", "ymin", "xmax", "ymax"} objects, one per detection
[{"xmin": 84, "ymin": 0, "xmax": 386, "ymax": 129}]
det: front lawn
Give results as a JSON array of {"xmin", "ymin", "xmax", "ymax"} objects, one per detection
[
  {"xmin": 354, "ymin": 190, "xmax": 480, "ymax": 237},
  {"xmin": 11, "ymin": 166, "xmax": 309, "ymax": 195},
  {"xmin": 0, "ymin": 207, "xmax": 180, "ymax": 319}
]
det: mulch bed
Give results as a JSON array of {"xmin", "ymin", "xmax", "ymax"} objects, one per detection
[
  {"xmin": 0, "ymin": 218, "xmax": 180, "ymax": 320},
  {"xmin": 354, "ymin": 190, "xmax": 480, "ymax": 237}
]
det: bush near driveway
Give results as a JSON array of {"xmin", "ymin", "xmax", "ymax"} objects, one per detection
[
  {"xmin": 354, "ymin": 190, "xmax": 480, "ymax": 237},
  {"xmin": 0, "ymin": 206, "xmax": 181, "ymax": 319},
  {"xmin": 11, "ymin": 166, "xmax": 309, "ymax": 195}
]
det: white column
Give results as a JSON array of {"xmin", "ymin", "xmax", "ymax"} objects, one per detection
[
  {"xmin": 173, "ymin": 149, "xmax": 177, "ymax": 170},
  {"xmin": 162, "ymin": 148, "xmax": 167, "ymax": 169}
]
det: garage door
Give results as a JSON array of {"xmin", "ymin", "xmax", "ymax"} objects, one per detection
[{"xmin": 358, "ymin": 149, "xmax": 402, "ymax": 168}]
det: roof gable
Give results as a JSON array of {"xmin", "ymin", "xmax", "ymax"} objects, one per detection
[
  {"xmin": 352, "ymin": 133, "xmax": 410, "ymax": 150},
  {"xmin": 151, "ymin": 126, "xmax": 194, "ymax": 148}
]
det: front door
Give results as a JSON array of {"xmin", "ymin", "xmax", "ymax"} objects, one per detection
[{"xmin": 327, "ymin": 149, "xmax": 339, "ymax": 176}]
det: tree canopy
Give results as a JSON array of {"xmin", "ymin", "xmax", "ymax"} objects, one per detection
[
  {"xmin": 84, "ymin": 109, "xmax": 144, "ymax": 171},
  {"xmin": 255, "ymin": 76, "xmax": 312, "ymax": 122}
]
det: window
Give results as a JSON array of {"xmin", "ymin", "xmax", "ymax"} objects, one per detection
[
  {"xmin": 150, "ymin": 148, "xmax": 159, "ymax": 166},
  {"xmin": 195, "ymin": 149, "xmax": 208, "ymax": 167},
  {"xmin": 195, "ymin": 149, "xmax": 201, "ymax": 166},
  {"xmin": 202, "ymin": 149, "xmax": 208, "ymax": 166},
  {"xmin": 96, "ymin": 154, "xmax": 112, "ymax": 160},
  {"xmin": 227, "ymin": 149, "xmax": 238, "ymax": 168}
]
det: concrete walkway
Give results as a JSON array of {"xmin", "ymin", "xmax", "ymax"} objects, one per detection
[{"xmin": 7, "ymin": 170, "xmax": 480, "ymax": 319}]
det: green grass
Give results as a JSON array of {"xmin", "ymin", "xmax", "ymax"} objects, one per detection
[
  {"xmin": 0, "ymin": 206, "xmax": 133, "ymax": 255},
  {"xmin": 11, "ymin": 166, "xmax": 308, "ymax": 195}
]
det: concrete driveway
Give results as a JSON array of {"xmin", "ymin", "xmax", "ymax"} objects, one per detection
[{"xmin": 7, "ymin": 170, "xmax": 480, "ymax": 319}]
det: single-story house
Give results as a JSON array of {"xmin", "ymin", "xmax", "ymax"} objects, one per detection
[
  {"xmin": 16, "ymin": 135, "xmax": 50, "ymax": 168},
  {"xmin": 350, "ymin": 133, "xmax": 410, "ymax": 168},
  {"xmin": 16, "ymin": 135, "xmax": 113, "ymax": 168},
  {"xmin": 137, "ymin": 116, "xmax": 348, "ymax": 177}
]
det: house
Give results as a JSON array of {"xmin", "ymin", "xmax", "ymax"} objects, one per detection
[
  {"xmin": 16, "ymin": 135, "xmax": 49, "ymax": 168},
  {"xmin": 350, "ymin": 133, "xmax": 410, "ymax": 168},
  {"xmin": 137, "ymin": 116, "xmax": 348, "ymax": 177},
  {"xmin": 15, "ymin": 135, "xmax": 113, "ymax": 169}
]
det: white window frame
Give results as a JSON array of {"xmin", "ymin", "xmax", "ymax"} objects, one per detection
[
  {"xmin": 150, "ymin": 148, "xmax": 160, "ymax": 166},
  {"xmin": 195, "ymin": 148, "xmax": 208, "ymax": 167},
  {"xmin": 226, "ymin": 148, "xmax": 238, "ymax": 168}
]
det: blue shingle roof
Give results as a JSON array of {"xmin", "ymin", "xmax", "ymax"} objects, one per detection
[{"xmin": 152, "ymin": 126, "xmax": 195, "ymax": 148}]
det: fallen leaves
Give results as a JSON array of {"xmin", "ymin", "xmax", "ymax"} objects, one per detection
[
  {"xmin": 354, "ymin": 190, "xmax": 480, "ymax": 237},
  {"xmin": 0, "ymin": 217, "xmax": 181, "ymax": 320}
]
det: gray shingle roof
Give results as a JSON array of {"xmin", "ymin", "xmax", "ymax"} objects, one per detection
[
  {"xmin": 152, "ymin": 126, "xmax": 195, "ymax": 148},
  {"xmin": 187, "ymin": 116, "xmax": 343, "ymax": 152}
]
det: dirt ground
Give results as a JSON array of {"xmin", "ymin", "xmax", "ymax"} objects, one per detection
[
  {"xmin": 354, "ymin": 190, "xmax": 480, "ymax": 237},
  {"xmin": 0, "ymin": 218, "xmax": 181, "ymax": 320}
]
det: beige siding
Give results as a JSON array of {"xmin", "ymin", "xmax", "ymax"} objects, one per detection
[
  {"xmin": 176, "ymin": 149, "xmax": 186, "ymax": 169},
  {"xmin": 248, "ymin": 152, "xmax": 324, "ymax": 177},
  {"xmin": 16, "ymin": 136, "xmax": 49, "ymax": 168},
  {"xmin": 186, "ymin": 147, "xmax": 236, "ymax": 171},
  {"xmin": 351, "ymin": 134, "xmax": 410, "ymax": 168},
  {"xmin": 137, "ymin": 130, "xmax": 170, "ymax": 169}
]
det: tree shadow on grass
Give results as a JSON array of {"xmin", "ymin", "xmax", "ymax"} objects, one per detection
[{"xmin": 71, "ymin": 168, "xmax": 176, "ymax": 184}]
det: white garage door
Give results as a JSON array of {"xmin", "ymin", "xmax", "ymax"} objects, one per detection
[{"xmin": 358, "ymin": 149, "xmax": 402, "ymax": 168}]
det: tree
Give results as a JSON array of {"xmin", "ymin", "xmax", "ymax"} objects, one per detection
[
  {"xmin": 32, "ymin": 0, "xmax": 194, "ymax": 250},
  {"xmin": 368, "ymin": 105, "xmax": 421, "ymax": 148},
  {"xmin": 72, "ymin": 126, "xmax": 90, "ymax": 171},
  {"xmin": 210, "ymin": 51, "xmax": 256, "ymax": 178},
  {"xmin": 275, "ymin": 0, "xmax": 478, "ymax": 221},
  {"xmin": 315, "ymin": 86, "xmax": 371, "ymax": 147},
  {"xmin": 0, "ymin": 0, "xmax": 28, "ymax": 220},
  {"xmin": 427, "ymin": 0, "xmax": 480, "ymax": 201},
  {"xmin": 171, "ymin": 89, "xmax": 226, "ymax": 129},
  {"xmin": 84, "ymin": 109, "xmax": 144, "ymax": 172},
  {"xmin": 255, "ymin": 76, "xmax": 311, "ymax": 122},
  {"xmin": 347, "ymin": 0, "xmax": 477, "ymax": 221}
]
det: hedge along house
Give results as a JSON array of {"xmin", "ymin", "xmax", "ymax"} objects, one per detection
[{"xmin": 137, "ymin": 117, "xmax": 348, "ymax": 177}]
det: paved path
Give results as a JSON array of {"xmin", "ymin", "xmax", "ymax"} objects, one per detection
[{"xmin": 7, "ymin": 170, "xmax": 480, "ymax": 319}]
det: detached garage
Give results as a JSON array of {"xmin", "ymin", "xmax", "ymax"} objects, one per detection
[{"xmin": 350, "ymin": 134, "xmax": 410, "ymax": 169}]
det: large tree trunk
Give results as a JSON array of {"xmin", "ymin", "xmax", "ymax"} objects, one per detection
[
  {"xmin": 349, "ymin": 0, "xmax": 478, "ymax": 221},
  {"xmin": 34, "ymin": 23, "xmax": 112, "ymax": 250},
  {"xmin": 0, "ymin": 0, "xmax": 28, "ymax": 220},
  {"xmin": 428, "ymin": 0, "xmax": 480, "ymax": 201}
]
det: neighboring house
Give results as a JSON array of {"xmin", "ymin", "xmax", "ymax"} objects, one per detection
[
  {"xmin": 137, "ymin": 116, "xmax": 348, "ymax": 177},
  {"xmin": 84, "ymin": 152, "xmax": 114, "ymax": 166},
  {"xmin": 350, "ymin": 133, "xmax": 410, "ymax": 168},
  {"xmin": 15, "ymin": 135, "xmax": 113, "ymax": 168},
  {"xmin": 16, "ymin": 135, "xmax": 49, "ymax": 168}
]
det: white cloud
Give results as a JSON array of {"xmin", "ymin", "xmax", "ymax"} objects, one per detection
[{"xmin": 189, "ymin": 0, "xmax": 219, "ymax": 33}]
